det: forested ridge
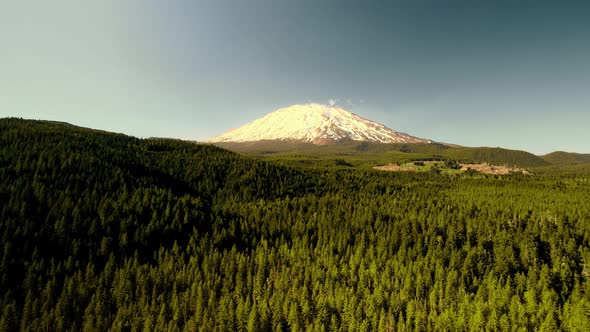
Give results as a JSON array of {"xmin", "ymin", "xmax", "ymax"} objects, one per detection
[
  {"xmin": 1, "ymin": 118, "xmax": 590, "ymax": 331},
  {"xmin": 214, "ymin": 141, "xmax": 553, "ymax": 169},
  {"xmin": 543, "ymin": 152, "xmax": 590, "ymax": 166}
]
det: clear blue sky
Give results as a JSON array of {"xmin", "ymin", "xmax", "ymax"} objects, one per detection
[{"xmin": 1, "ymin": 0, "xmax": 589, "ymax": 154}]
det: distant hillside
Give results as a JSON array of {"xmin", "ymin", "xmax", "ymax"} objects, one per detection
[
  {"xmin": 440, "ymin": 147, "xmax": 549, "ymax": 168},
  {"xmin": 216, "ymin": 141, "xmax": 550, "ymax": 168},
  {"xmin": 213, "ymin": 141, "xmax": 449, "ymax": 155},
  {"xmin": 543, "ymin": 151, "xmax": 590, "ymax": 165}
]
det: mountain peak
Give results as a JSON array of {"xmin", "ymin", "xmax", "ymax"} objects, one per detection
[{"xmin": 208, "ymin": 103, "xmax": 431, "ymax": 144}]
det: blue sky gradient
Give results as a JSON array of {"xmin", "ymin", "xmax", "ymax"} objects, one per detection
[{"xmin": 1, "ymin": 0, "xmax": 589, "ymax": 154}]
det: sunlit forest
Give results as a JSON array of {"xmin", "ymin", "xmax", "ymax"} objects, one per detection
[{"xmin": 1, "ymin": 118, "xmax": 590, "ymax": 331}]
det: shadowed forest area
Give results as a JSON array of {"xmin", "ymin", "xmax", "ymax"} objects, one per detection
[{"xmin": 1, "ymin": 118, "xmax": 590, "ymax": 331}]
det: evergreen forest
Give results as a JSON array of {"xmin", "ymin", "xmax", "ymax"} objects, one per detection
[{"xmin": 1, "ymin": 118, "xmax": 590, "ymax": 331}]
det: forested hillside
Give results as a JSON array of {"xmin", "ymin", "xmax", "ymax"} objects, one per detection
[
  {"xmin": 440, "ymin": 147, "xmax": 549, "ymax": 167},
  {"xmin": 214, "ymin": 141, "xmax": 550, "ymax": 169},
  {"xmin": 543, "ymin": 151, "xmax": 590, "ymax": 166},
  {"xmin": 1, "ymin": 118, "xmax": 590, "ymax": 331}
]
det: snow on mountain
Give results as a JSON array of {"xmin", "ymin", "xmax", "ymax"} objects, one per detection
[{"xmin": 208, "ymin": 103, "xmax": 431, "ymax": 144}]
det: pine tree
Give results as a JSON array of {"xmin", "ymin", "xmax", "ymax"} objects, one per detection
[{"xmin": 247, "ymin": 306, "xmax": 260, "ymax": 332}]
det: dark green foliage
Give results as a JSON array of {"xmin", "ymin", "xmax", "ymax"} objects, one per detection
[
  {"xmin": 334, "ymin": 159, "xmax": 353, "ymax": 167},
  {"xmin": 1, "ymin": 118, "xmax": 590, "ymax": 331}
]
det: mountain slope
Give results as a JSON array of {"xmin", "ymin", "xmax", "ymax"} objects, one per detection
[
  {"xmin": 214, "ymin": 141, "xmax": 549, "ymax": 169},
  {"xmin": 543, "ymin": 151, "xmax": 590, "ymax": 165},
  {"xmin": 208, "ymin": 103, "xmax": 430, "ymax": 144}
]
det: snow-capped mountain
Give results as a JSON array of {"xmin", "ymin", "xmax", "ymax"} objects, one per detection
[{"xmin": 208, "ymin": 103, "xmax": 431, "ymax": 144}]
